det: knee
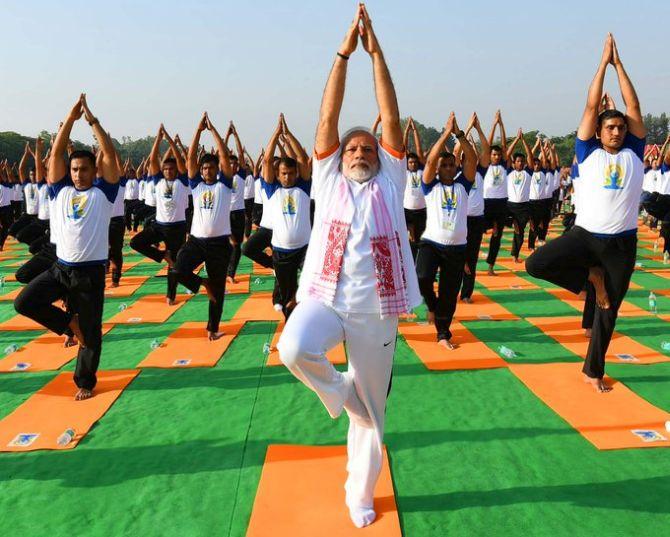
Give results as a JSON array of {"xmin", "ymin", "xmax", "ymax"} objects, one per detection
[
  {"xmin": 15, "ymin": 266, "xmax": 30, "ymax": 285},
  {"xmin": 13, "ymin": 289, "xmax": 29, "ymax": 316},
  {"xmin": 277, "ymin": 334, "xmax": 308, "ymax": 371}
]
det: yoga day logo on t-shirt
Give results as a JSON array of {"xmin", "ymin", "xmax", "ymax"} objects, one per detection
[
  {"xmin": 231, "ymin": 177, "xmax": 238, "ymax": 193},
  {"xmin": 282, "ymin": 194, "xmax": 296, "ymax": 215},
  {"xmin": 200, "ymin": 190, "xmax": 214, "ymax": 210},
  {"xmin": 163, "ymin": 182, "xmax": 174, "ymax": 199},
  {"xmin": 533, "ymin": 172, "xmax": 543, "ymax": 185},
  {"xmin": 440, "ymin": 188, "xmax": 458, "ymax": 213},
  {"xmin": 603, "ymin": 163, "xmax": 625, "ymax": 190},
  {"xmin": 491, "ymin": 167, "xmax": 502, "ymax": 185},
  {"xmin": 410, "ymin": 173, "xmax": 421, "ymax": 188},
  {"xmin": 67, "ymin": 193, "xmax": 88, "ymax": 220},
  {"xmin": 513, "ymin": 171, "xmax": 524, "ymax": 185}
]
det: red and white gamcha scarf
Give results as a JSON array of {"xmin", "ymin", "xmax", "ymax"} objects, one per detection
[{"xmin": 308, "ymin": 175, "xmax": 409, "ymax": 317}]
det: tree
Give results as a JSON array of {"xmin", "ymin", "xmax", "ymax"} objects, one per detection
[{"xmin": 643, "ymin": 113, "xmax": 668, "ymax": 145}]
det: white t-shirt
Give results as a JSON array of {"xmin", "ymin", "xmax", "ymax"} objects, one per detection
[
  {"xmin": 482, "ymin": 163, "xmax": 508, "ymax": 199},
  {"xmin": 24, "ymin": 183, "xmax": 39, "ymax": 215},
  {"xmin": 403, "ymin": 169, "xmax": 426, "ymax": 210},
  {"xmin": 529, "ymin": 170, "xmax": 546, "ymax": 201},
  {"xmin": 297, "ymin": 142, "xmax": 421, "ymax": 315},
  {"xmin": 466, "ymin": 170, "xmax": 484, "ymax": 217},
  {"xmin": 138, "ymin": 179, "xmax": 146, "ymax": 201},
  {"xmin": 49, "ymin": 176, "xmax": 118, "ymax": 264},
  {"xmin": 230, "ymin": 171, "xmax": 247, "ymax": 211},
  {"xmin": 37, "ymin": 183, "xmax": 50, "ymax": 219},
  {"xmin": 261, "ymin": 178, "xmax": 312, "ymax": 250},
  {"xmin": 421, "ymin": 174, "xmax": 472, "ymax": 246},
  {"xmin": 244, "ymin": 173, "xmax": 255, "ymax": 200},
  {"xmin": 506, "ymin": 168, "xmax": 532, "ymax": 203},
  {"xmin": 574, "ymin": 134, "xmax": 646, "ymax": 235},
  {"xmin": 124, "ymin": 178, "xmax": 139, "ymax": 200},
  {"xmin": 0, "ymin": 183, "xmax": 14, "ymax": 208},
  {"xmin": 189, "ymin": 173, "xmax": 233, "ymax": 238},
  {"xmin": 152, "ymin": 173, "xmax": 190, "ymax": 224},
  {"xmin": 111, "ymin": 178, "xmax": 126, "ymax": 218},
  {"xmin": 642, "ymin": 167, "xmax": 660, "ymax": 193},
  {"xmin": 144, "ymin": 178, "xmax": 156, "ymax": 207},
  {"xmin": 258, "ymin": 183, "xmax": 273, "ymax": 230},
  {"xmin": 13, "ymin": 183, "xmax": 23, "ymax": 201},
  {"xmin": 657, "ymin": 164, "xmax": 670, "ymax": 195}
]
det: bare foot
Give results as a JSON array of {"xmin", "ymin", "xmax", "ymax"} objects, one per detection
[
  {"xmin": 514, "ymin": 257, "xmax": 522, "ymax": 264},
  {"xmin": 63, "ymin": 334, "xmax": 77, "ymax": 348},
  {"xmin": 166, "ymin": 297, "xmax": 176, "ymax": 306},
  {"xmin": 109, "ymin": 281, "xmax": 119, "ymax": 288},
  {"xmin": 588, "ymin": 266, "xmax": 610, "ymax": 309},
  {"xmin": 75, "ymin": 388, "xmax": 93, "ymax": 401},
  {"xmin": 461, "ymin": 297, "xmax": 473, "ymax": 304},
  {"xmin": 578, "ymin": 290, "xmax": 587, "ymax": 300},
  {"xmin": 426, "ymin": 311, "xmax": 435, "ymax": 324},
  {"xmin": 163, "ymin": 250, "xmax": 175, "ymax": 268},
  {"xmin": 227, "ymin": 275, "xmax": 237, "ymax": 285},
  {"xmin": 584, "ymin": 328, "xmax": 592, "ymax": 338},
  {"xmin": 68, "ymin": 314, "xmax": 86, "ymax": 348},
  {"xmin": 437, "ymin": 339, "xmax": 456, "ymax": 350},
  {"xmin": 487, "ymin": 265, "xmax": 496, "ymax": 276},
  {"xmin": 208, "ymin": 331, "xmax": 225, "ymax": 341},
  {"xmin": 583, "ymin": 374, "xmax": 612, "ymax": 393}
]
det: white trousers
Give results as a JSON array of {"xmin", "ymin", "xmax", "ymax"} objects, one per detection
[{"xmin": 278, "ymin": 298, "xmax": 398, "ymax": 509}]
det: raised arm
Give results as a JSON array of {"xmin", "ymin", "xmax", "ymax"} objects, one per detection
[
  {"xmin": 487, "ymin": 111, "xmax": 500, "ymax": 146},
  {"xmin": 263, "ymin": 116, "xmax": 283, "ymax": 184},
  {"xmin": 148, "ymin": 126, "xmax": 164, "ymax": 176},
  {"xmin": 498, "ymin": 112, "xmax": 508, "ymax": 156},
  {"xmin": 207, "ymin": 114, "xmax": 234, "ymax": 178},
  {"xmin": 187, "ymin": 113, "xmax": 208, "ymax": 178},
  {"xmin": 457, "ymin": 117, "xmax": 477, "ymax": 183},
  {"xmin": 35, "ymin": 138, "xmax": 46, "ymax": 182},
  {"xmin": 410, "ymin": 118, "xmax": 425, "ymax": 163},
  {"xmin": 472, "ymin": 114, "xmax": 490, "ymax": 167},
  {"xmin": 48, "ymin": 95, "xmax": 85, "ymax": 184},
  {"xmin": 422, "ymin": 113, "xmax": 455, "ymax": 184},
  {"xmin": 611, "ymin": 36, "xmax": 646, "ymax": 138},
  {"xmin": 578, "ymin": 34, "xmax": 612, "ymax": 141},
  {"xmin": 174, "ymin": 134, "xmax": 188, "ymax": 161},
  {"xmin": 658, "ymin": 134, "xmax": 670, "ymax": 166},
  {"xmin": 521, "ymin": 131, "xmax": 533, "ymax": 165},
  {"xmin": 506, "ymin": 129, "xmax": 521, "ymax": 162},
  {"xmin": 81, "ymin": 96, "xmax": 120, "ymax": 184},
  {"xmin": 282, "ymin": 116, "xmax": 310, "ymax": 180},
  {"xmin": 18, "ymin": 142, "xmax": 31, "ymax": 183},
  {"xmin": 372, "ymin": 113, "xmax": 381, "ymax": 137},
  {"xmin": 360, "ymin": 5, "xmax": 403, "ymax": 151},
  {"xmin": 315, "ymin": 7, "xmax": 360, "ymax": 154},
  {"xmin": 162, "ymin": 127, "xmax": 187, "ymax": 174}
]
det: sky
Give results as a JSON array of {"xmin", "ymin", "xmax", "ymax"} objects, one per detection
[{"xmin": 1, "ymin": 0, "xmax": 668, "ymax": 153}]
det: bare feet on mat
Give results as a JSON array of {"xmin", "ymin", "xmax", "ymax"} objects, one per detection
[
  {"xmin": 166, "ymin": 297, "xmax": 176, "ymax": 306},
  {"xmin": 75, "ymin": 388, "xmax": 93, "ymax": 401},
  {"xmin": 438, "ymin": 339, "xmax": 456, "ymax": 350},
  {"xmin": 202, "ymin": 278, "xmax": 218, "ymax": 302},
  {"xmin": 487, "ymin": 265, "xmax": 496, "ymax": 276},
  {"xmin": 349, "ymin": 506, "xmax": 376, "ymax": 528},
  {"xmin": 63, "ymin": 334, "xmax": 77, "ymax": 348},
  {"xmin": 461, "ymin": 297, "xmax": 473, "ymax": 304},
  {"xmin": 208, "ymin": 331, "xmax": 225, "ymax": 341},
  {"xmin": 426, "ymin": 311, "xmax": 435, "ymax": 324},
  {"xmin": 227, "ymin": 275, "xmax": 236, "ymax": 285},
  {"xmin": 583, "ymin": 374, "xmax": 612, "ymax": 393},
  {"xmin": 588, "ymin": 266, "xmax": 610, "ymax": 309},
  {"xmin": 68, "ymin": 314, "xmax": 86, "ymax": 348},
  {"xmin": 109, "ymin": 281, "xmax": 119, "ymax": 288},
  {"xmin": 514, "ymin": 257, "xmax": 521, "ymax": 264},
  {"xmin": 163, "ymin": 250, "xmax": 175, "ymax": 268},
  {"xmin": 584, "ymin": 328, "xmax": 592, "ymax": 338}
]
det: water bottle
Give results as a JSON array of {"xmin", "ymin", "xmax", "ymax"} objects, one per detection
[
  {"xmin": 4, "ymin": 343, "xmax": 18, "ymax": 355},
  {"xmin": 262, "ymin": 342, "xmax": 271, "ymax": 355},
  {"xmin": 654, "ymin": 239, "xmax": 659, "ymax": 252},
  {"xmin": 0, "ymin": 276, "xmax": 4, "ymax": 289},
  {"xmin": 664, "ymin": 251, "xmax": 669, "ymax": 265},
  {"xmin": 118, "ymin": 303, "xmax": 128, "ymax": 311},
  {"xmin": 498, "ymin": 345, "xmax": 517, "ymax": 359},
  {"xmin": 254, "ymin": 278, "xmax": 262, "ymax": 285},
  {"xmin": 661, "ymin": 341, "xmax": 670, "ymax": 351},
  {"xmin": 649, "ymin": 292, "xmax": 657, "ymax": 314},
  {"xmin": 150, "ymin": 339, "xmax": 160, "ymax": 350},
  {"xmin": 56, "ymin": 428, "xmax": 75, "ymax": 447}
]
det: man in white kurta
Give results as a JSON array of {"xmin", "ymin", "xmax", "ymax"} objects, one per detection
[{"xmin": 277, "ymin": 4, "xmax": 420, "ymax": 529}]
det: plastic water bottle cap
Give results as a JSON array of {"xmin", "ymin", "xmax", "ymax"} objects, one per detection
[{"xmin": 666, "ymin": 421, "xmax": 670, "ymax": 432}]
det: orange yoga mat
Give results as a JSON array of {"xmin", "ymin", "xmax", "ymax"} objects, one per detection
[
  {"xmin": 526, "ymin": 316, "xmax": 670, "ymax": 365},
  {"xmin": 232, "ymin": 292, "xmax": 283, "ymax": 322},
  {"xmin": 399, "ymin": 322, "xmax": 507, "ymax": 371},
  {"xmin": 494, "ymin": 259, "xmax": 527, "ymax": 273},
  {"xmin": 138, "ymin": 321, "xmax": 245, "ymax": 368},
  {"xmin": 0, "ymin": 287, "xmax": 22, "ymax": 301},
  {"xmin": 475, "ymin": 271, "xmax": 539, "ymax": 291},
  {"xmin": 252, "ymin": 262, "xmax": 273, "ymax": 276},
  {"xmin": 545, "ymin": 288, "xmax": 651, "ymax": 317},
  {"xmin": 107, "ymin": 294, "xmax": 190, "ymax": 324},
  {"xmin": 246, "ymin": 444, "xmax": 401, "ymax": 536},
  {"xmin": 104, "ymin": 275, "xmax": 149, "ymax": 298},
  {"xmin": 509, "ymin": 362, "xmax": 670, "ymax": 450},
  {"xmin": 224, "ymin": 273, "xmax": 251, "ymax": 294},
  {"xmin": 0, "ymin": 369, "xmax": 139, "ymax": 452},
  {"xmin": 266, "ymin": 322, "xmax": 346, "ymax": 366},
  {"xmin": 157, "ymin": 263, "xmax": 204, "ymax": 277},
  {"xmin": 0, "ymin": 313, "xmax": 49, "ymax": 331},
  {"xmin": 453, "ymin": 291, "xmax": 518, "ymax": 321},
  {"xmin": 0, "ymin": 324, "xmax": 115, "ymax": 373}
]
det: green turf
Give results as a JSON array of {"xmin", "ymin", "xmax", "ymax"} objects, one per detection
[{"xmin": 1, "ymin": 224, "xmax": 670, "ymax": 536}]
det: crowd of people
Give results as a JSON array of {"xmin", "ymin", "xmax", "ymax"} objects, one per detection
[{"xmin": 0, "ymin": 3, "xmax": 662, "ymax": 528}]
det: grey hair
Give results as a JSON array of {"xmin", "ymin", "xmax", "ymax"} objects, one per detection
[{"xmin": 340, "ymin": 126, "xmax": 378, "ymax": 150}]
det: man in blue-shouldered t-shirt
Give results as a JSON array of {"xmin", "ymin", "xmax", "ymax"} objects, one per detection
[{"xmin": 526, "ymin": 34, "xmax": 646, "ymax": 393}]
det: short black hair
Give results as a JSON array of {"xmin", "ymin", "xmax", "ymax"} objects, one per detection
[
  {"xmin": 490, "ymin": 145, "xmax": 503, "ymax": 153},
  {"xmin": 199, "ymin": 154, "xmax": 219, "ymax": 167},
  {"xmin": 597, "ymin": 109, "xmax": 627, "ymax": 129},
  {"xmin": 229, "ymin": 155, "xmax": 239, "ymax": 162},
  {"xmin": 438, "ymin": 151, "xmax": 456, "ymax": 164},
  {"xmin": 407, "ymin": 152, "xmax": 420, "ymax": 161},
  {"xmin": 163, "ymin": 157, "xmax": 177, "ymax": 166},
  {"xmin": 278, "ymin": 157, "xmax": 297, "ymax": 170},
  {"xmin": 513, "ymin": 152, "xmax": 525, "ymax": 161},
  {"xmin": 69, "ymin": 150, "xmax": 96, "ymax": 167}
]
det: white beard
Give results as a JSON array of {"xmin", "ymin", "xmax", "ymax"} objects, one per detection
[{"xmin": 344, "ymin": 162, "xmax": 379, "ymax": 183}]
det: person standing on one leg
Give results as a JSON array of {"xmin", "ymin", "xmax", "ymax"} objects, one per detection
[
  {"xmin": 262, "ymin": 114, "xmax": 312, "ymax": 319},
  {"xmin": 505, "ymin": 129, "xmax": 535, "ymax": 263},
  {"xmin": 14, "ymin": 94, "xmax": 120, "ymax": 400},
  {"xmin": 525, "ymin": 34, "xmax": 646, "ymax": 393},
  {"xmin": 224, "ymin": 122, "xmax": 248, "ymax": 284},
  {"xmin": 173, "ymin": 112, "xmax": 236, "ymax": 340},
  {"xmin": 482, "ymin": 110, "xmax": 510, "ymax": 275},
  {"xmin": 417, "ymin": 112, "xmax": 477, "ymax": 348},
  {"xmin": 278, "ymin": 5, "xmax": 421, "ymax": 528},
  {"xmin": 402, "ymin": 117, "xmax": 427, "ymax": 261}
]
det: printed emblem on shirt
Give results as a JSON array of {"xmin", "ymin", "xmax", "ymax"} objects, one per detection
[
  {"xmin": 491, "ymin": 167, "xmax": 502, "ymax": 185},
  {"xmin": 67, "ymin": 193, "xmax": 88, "ymax": 220},
  {"xmin": 200, "ymin": 190, "xmax": 214, "ymax": 210},
  {"xmin": 513, "ymin": 171, "xmax": 524, "ymax": 185},
  {"xmin": 440, "ymin": 187, "xmax": 458, "ymax": 213},
  {"xmin": 282, "ymin": 194, "xmax": 296, "ymax": 215},
  {"xmin": 603, "ymin": 163, "xmax": 625, "ymax": 190},
  {"xmin": 410, "ymin": 173, "xmax": 421, "ymax": 189},
  {"xmin": 231, "ymin": 177, "xmax": 238, "ymax": 193},
  {"xmin": 163, "ymin": 182, "xmax": 174, "ymax": 199},
  {"xmin": 533, "ymin": 173, "xmax": 542, "ymax": 185}
]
